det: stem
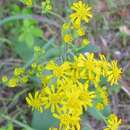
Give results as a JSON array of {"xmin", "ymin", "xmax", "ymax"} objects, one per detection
[
  {"xmin": 0, "ymin": 113, "xmax": 35, "ymax": 130},
  {"xmin": 34, "ymin": 5, "xmax": 65, "ymax": 23},
  {"xmin": 0, "ymin": 14, "xmax": 60, "ymax": 27}
]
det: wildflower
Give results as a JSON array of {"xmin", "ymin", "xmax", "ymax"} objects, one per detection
[
  {"xmin": 8, "ymin": 78, "xmax": 17, "ymax": 87},
  {"xmin": 82, "ymin": 38, "xmax": 89, "ymax": 45},
  {"xmin": 23, "ymin": 0, "xmax": 32, "ymax": 6},
  {"xmin": 2, "ymin": 76, "xmax": 8, "ymax": 83},
  {"xmin": 77, "ymin": 27, "xmax": 85, "ymax": 36},
  {"xmin": 62, "ymin": 23, "xmax": 70, "ymax": 32},
  {"xmin": 42, "ymin": 0, "xmax": 52, "ymax": 13},
  {"xmin": 70, "ymin": 1, "xmax": 92, "ymax": 27},
  {"xmin": 53, "ymin": 110, "xmax": 80, "ymax": 130},
  {"xmin": 99, "ymin": 54, "xmax": 110, "ymax": 76},
  {"xmin": 62, "ymin": 85, "xmax": 82, "ymax": 114},
  {"xmin": 14, "ymin": 68, "xmax": 25, "ymax": 76},
  {"xmin": 104, "ymin": 114, "xmax": 122, "ymax": 130},
  {"xmin": 107, "ymin": 61, "xmax": 122, "ymax": 85},
  {"xmin": 41, "ymin": 85, "xmax": 63, "ymax": 113},
  {"xmin": 78, "ymin": 82, "xmax": 96, "ymax": 109},
  {"xmin": 26, "ymin": 91, "xmax": 43, "ymax": 112},
  {"xmin": 63, "ymin": 34, "xmax": 73, "ymax": 43},
  {"xmin": 21, "ymin": 76, "xmax": 28, "ymax": 83},
  {"xmin": 95, "ymin": 87, "xmax": 109, "ymax": 110},
  {"xmin": 46, "ymin": 61, "xmax": 70, "ymax": 78}
]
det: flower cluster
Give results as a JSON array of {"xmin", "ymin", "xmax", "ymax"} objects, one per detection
[
  {"xmin": 24, "ymin": 53, "xmax": 122, "ymax": 130},
  {"xmin": 1, "ymin": 1, "xmax": 123, "ymax": 130},
  {"xmin": 62, "ymin": 1, "xmax": 92, "ymax": 45}
]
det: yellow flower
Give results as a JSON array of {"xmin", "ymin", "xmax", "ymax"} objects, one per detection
[
  {"xmin": 26, "ymin": 91, "xmax": 43, "ymax": 112},
  {"xmin": 63, "ymin": 34, "xmax": 73, "ymax": 43},
  {"xmin": 82, "ymin": 38, "xmax": 89, "ymax": 45},
  {"xmin": 78, "ymin": 82, "xmax": 95, "ymax": 109},
  {"xmin": 77, "ymin": 27, "xmax": 85, "ymax": 36},
  {"xmin": 2, "ymin": 76, "xmax": 8, "ymax": 83},
  {"xmin": 8, "ymin": 78, "xmax": 17, "ymax": 87},
  {"xmin": 24, "ymin": 0, "xmax": 32, "ymax": 6},
  {"xmin": 99, "ymin": 54, "xmax": 110, "ymax": 76},
  {"xmin": 41, "ymin": 85, "xmax": 63, "ymax": 113},
  {"xmin": 53, "ymin": 110, "xmax": 80, "ymax": 130},
  {"xmin": 46, "ymin": 61, "xmax": 70, "ymax": 78},
  {"xmin": 70, "ymin": 1, "xmax": 92, "ymax": 27},
  {"xmin": 62, "ymin": 23, "xmax": 70, "ymax": 32},
  {"xmin": 95, "ymin": 87, "xmax": 109, "ymax": 110},
  {"xmin": 62, "ymin": 85, "xmax": 82, "ymax": 114},
  {"xmin": 21, "ymin": 76, "xmax": 28, "ymax": 83},
  {"xmin": 107, "ymin": 61, "xmax": 122, "ymax": 85},
  {"xmin": 104, "ymin": 114, "xmax": 122, "ymax": 130},
  {"xmin": 14, "ymin": 68, "xmax": 25, "ymax": 76}
]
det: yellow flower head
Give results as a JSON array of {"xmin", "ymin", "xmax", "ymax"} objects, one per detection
[
  {"xmin": 14, "ymin": 67, "xmax": 25, "ymax": 76},
  {"xmin": 63, "ymin": 34, "xmax": 73, "ymax": 43},
  {"xmin": 104, "ymin": 114, "xmax": 122, "ymax": 130},
  {"xmin": 82, "ymin": 38, "xmax": 90, "ymax": 45},
  {"xmin": 70, "ymin": 1, "xmax": 92, "ymax": 27},
  {"xmin": 95, "ymin": 87, "xmax": 109, "ymax": 110},
  {"xmin": 8, "ymin": 78, "xmax": 17, "ymax": 88},
  {"xmin": 26, "ymin": 91, "xmax": 43, "ymax": 112},
  {"xmin": 62, "ymin": 23, "xmax": 70, "ymax": 32},
  {"xmin": 78, "ymin": 82, "xmax": 96, "ymax": 109},
  {"xmin": 77, "ymin": 27, "xmax": 85, "ymax": 36},
  {"xmin": 23, "ymin": 0, "xmax": 32, "ymax": 6},
  {"xmin": 107, "ymin": 60, "xmax": 122, "ymax": 85},
  {"xmin": 53, "ymin": 110, "xmax": 80, "ymax": 130},
  {"xmin": 41, "ymin": 85, "xmax": 63, "ymax": 113},
  {"xmin": 2, "ymin": 76, "xmax": 8, "ymax": 83}
]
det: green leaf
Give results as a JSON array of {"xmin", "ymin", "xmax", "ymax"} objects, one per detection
[
  {"xmin": 88, "ymin": 107, "xmax": 105, "ymax": 121},
  {"xmin": 45, "ymin": 46, "xmax": 64, "ymax": 60},
  {"xmin": 109, "ymin": 84, "xmax": 121, "ymax": 94},
  {"xmin": 32, "ymin": 110, "xmax": 59, "ymax": 130},
  {"xmin": 75, "ymin": 44, "xmax": 100, "ymax": 54},
  {"xmin": 32, "ymin": 27, "xmax": 43, "ymax": 37},
  {"xmin": 102, "ymin": 106, "xmax": 111, "ymax": 117},
  {"xmin": 7, "ymin": 122, "xmax": 14, "ymax": 130},
  {"xmin": 14, "ymin": 41, "xmax": 33, "ymax": 62},
  {"xmin": 82, "ymin": 126, "xmax": 92, "ymax": 130}
]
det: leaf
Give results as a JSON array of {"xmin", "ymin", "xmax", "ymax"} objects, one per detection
[
  {"xmin": 7, "ymin": 122, "xmax": 14, "ymax": 130},
  {"xmin": 82, "ymin": 126, "xmax": 92, "ymax": 130},
  {"xmin": 88, "ymin": 107, "xmax": 104, "ymax": 121},
  {"xmin": 75, "ymin": 44, "xmax": 100, "ymax": 54},
  {"xmin": 32, "ymin": 110, "xmax": 59, "ymax": 130},
  {"xmin": 109, "ymin": 84, "xmax": 121, "ymax": 94},
  {"xmin": 45, "ymin": 46, "xmax": 64, "ymax": 60},
  {"xmin": 32, "ymin": 27, "xmax": 43, "ymax": 37},
  {"xmin": 14, "ymin": 41, "xmax": 34, "ymax": 62},
  {"xmin": 102, "ymin": 106, "xmax": 111, "ymax": 117}
]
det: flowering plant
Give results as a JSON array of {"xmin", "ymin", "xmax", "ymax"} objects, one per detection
[{"xmin": 2, "ymin": 1, "xmax": 122, "ymax": 130}]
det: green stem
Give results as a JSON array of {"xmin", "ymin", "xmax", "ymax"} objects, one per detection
[
  {"xmin": 0, "ymin": 14, "xmax": 60, "ymax": 27},
  {"xmin": 0, "ymin": 113, "xmax": 35, "ymax": 130},
  {"xmin": 34, "ymin": 5, "xmax": 65, "ymax": 23}
]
